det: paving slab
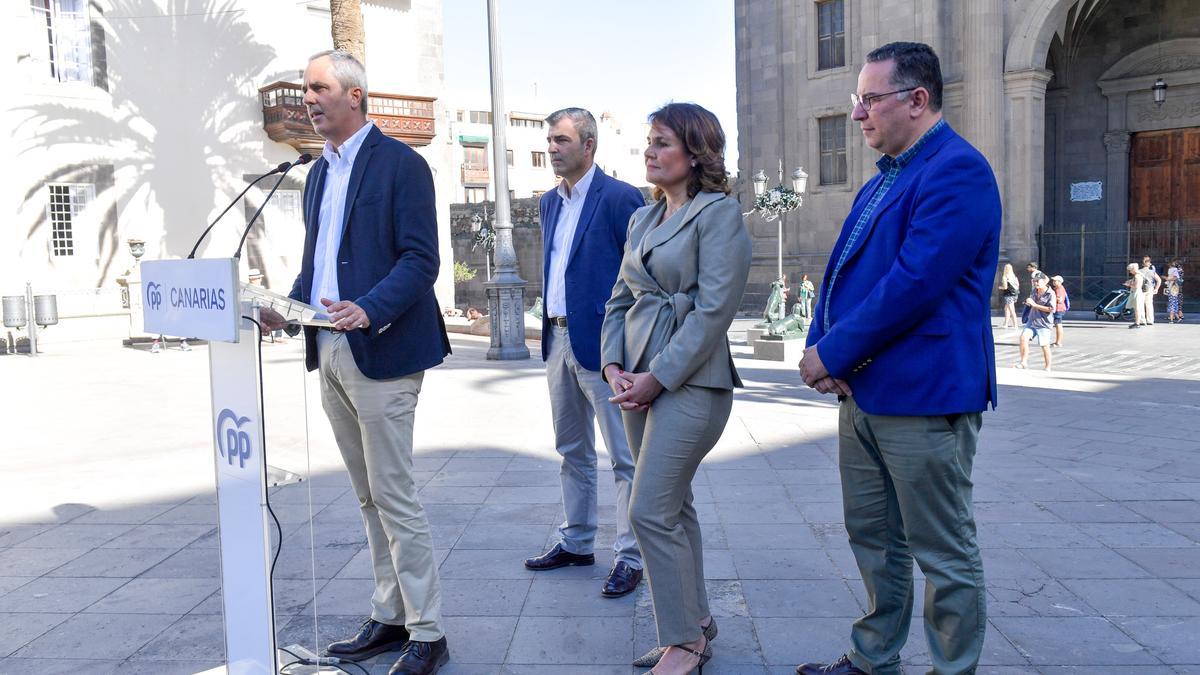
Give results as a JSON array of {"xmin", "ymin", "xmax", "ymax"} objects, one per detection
[{"xmin": 2, "ymin": 322, "xmax": 1198, "ymax": 672}]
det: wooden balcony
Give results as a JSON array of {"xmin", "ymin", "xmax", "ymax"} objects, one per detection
[
  {"xmin": 461, "ymin": 166, "xmax": 490, "ymax": 185},
  {"xmin": 259, "ymin": 82, "xmax": 436, "ymax": 154}
]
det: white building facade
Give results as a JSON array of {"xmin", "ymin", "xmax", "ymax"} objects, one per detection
[{"xmin": 5, "ymin": 0, "xmax": 457, "ymax": 319}]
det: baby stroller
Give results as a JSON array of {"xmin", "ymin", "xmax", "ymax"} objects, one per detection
[{"xmin": 1094, "ymin": 288, "xmax": 1134, "ymax": 320}]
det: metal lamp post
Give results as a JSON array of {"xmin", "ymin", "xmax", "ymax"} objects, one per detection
[
  {"xmin": 482, "ymin": 0, "xmax": 529, "ymax": 360},
  {"xmin": 752, "ymin": 162, "xmax": 807, "ymax": 283}
]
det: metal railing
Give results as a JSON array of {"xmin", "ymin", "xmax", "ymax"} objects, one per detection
[{"xmin": 1036, "ymin": 221, "xmax": 1196, "ymax": 307}]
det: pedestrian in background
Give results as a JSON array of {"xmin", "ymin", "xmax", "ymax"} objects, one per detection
[
  {"xmin": 1018, "ymin": 272, "xmax": 1055, "ymax": 370},
  {"xmin": 1166, "ymin": 260, "xmax": 1184, "ymax": 323},
  {"xmin": 602, "ymin": 102, "xmax": 750, "ymax": 675},
  {"xmin": 1049, "ymin": 275, "xmax": 1068, "ymax": 347},
  {"xmin": 799, "ymin": 273, "xmax": 816, "ymax": 320},
  {"xmin": 999, "ymin": 263, "xmax": 1020, "ymax": 329},
  {"xmin": 1140, "ymin": 256, "xmax": 1162, "ymax": 325},
  {"xmin": 1125, "ymin": 262, "xmax": 1147, "ymax": 328}
]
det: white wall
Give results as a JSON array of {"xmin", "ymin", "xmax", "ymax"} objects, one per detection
[{"xmin": 6, "ymin": 0, "xmax": 455, "ymax": 315}]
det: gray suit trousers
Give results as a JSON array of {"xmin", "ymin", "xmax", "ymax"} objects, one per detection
[
  {"xmin": 625, "ymin": 384, "xmax": 732, "ymax": 647},
  {"xmin": 545, "ymin": 326, "xmax": 640, "ymax": 567}
]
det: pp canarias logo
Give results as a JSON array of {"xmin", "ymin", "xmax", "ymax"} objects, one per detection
[
  {"xmin": 216, "ymin": 409, "xmax": 253, "ymax": 469},
  {"xmin": 145, "ymin": 282, "xmax": 163, "ymax": 310}
]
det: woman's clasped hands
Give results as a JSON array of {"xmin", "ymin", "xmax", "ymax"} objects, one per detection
[{"xmin": 603, "ymin": 365, "xmax": 664, "ymax": 413}]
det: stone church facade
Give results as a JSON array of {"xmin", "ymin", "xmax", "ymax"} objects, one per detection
[{"xmin": 735, "ymin": 0, "xmax": 1199, "ymax": 306}]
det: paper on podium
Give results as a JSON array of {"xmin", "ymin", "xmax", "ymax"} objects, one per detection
[{"xmin": 240, "ymin": 283, "xmax": 334, "ymax": 328}]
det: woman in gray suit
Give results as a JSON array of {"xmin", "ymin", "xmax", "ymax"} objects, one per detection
[{"xmin": 602, "ymin": 102, "xmax": 751, "ymax": 674}]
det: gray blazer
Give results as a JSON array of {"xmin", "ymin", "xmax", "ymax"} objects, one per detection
[{"xmin": 601, "ymin": 191, "xmax": 752, "ymax": 392}]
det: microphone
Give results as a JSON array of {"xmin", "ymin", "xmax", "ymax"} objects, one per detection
[
  {"xmin": 233, "ymin": 153, "xmax": 314, "ymax": 260},
  {"xmin": 187, "ymin": 155, "xmax": 311, "ymax": 259}
]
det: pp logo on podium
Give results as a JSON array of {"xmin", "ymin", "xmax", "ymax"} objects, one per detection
[
  {"xmin": 145, "ymin": 282, "xmax": 163, "ymax": 310},
  {"xmin": 216, "ymin": 409, "xmax": 253, "ymax": 469}
]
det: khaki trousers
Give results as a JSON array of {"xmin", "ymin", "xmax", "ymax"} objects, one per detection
[
  {"xmin": 317, "ymin": 330, "xmax": 444, "ymax": 641},
  {"xmin": 624, "ymin": 384, "xmax": 732, "ymax": 646},
  {"xmin": 840, "ymin": 396, "xmax": 986, "ymax": 675}
]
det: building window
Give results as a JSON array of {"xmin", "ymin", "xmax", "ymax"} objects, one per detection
[
  {"xmin": 29, "ymin": 0, "xmax": 93, "ymax": 84},
  {"xmin": 468, "ymin": 110, "xmax": 492, "ymax": 124},
  {"xmin": 816, "ymin": 0, "xmax": 845, "ymax": 71},
  {"xmin": 465, "ymin": 187, "xmax": 487, "ymax": 203},
  {"xmin": 462, "ymin": 145, "xmax": 488, "ymax": 169},
  {"xmin": 532, "ymin": 190, "xmax": 545, "ymax": 199},
  {"xmin": 818, "ymin": 115, "xmax": 848, "ymax": 185},
  {"xmin": 456, "ymin": 110, "xmax": 464, "ymax": 122},
  {"xmin": 506, "ymin": 149, "xmax": 514, "ymax": 166},
  {"xmin": 510, "ymin": 118, "xmax": 544, "ymax": 129},
  {"xmin": 531, "ymin": 151, "xmax": 547, "ymax": 168},
  {"xmin": 47, "ymin": 183, "xmax": 93, "ymax": 256}
]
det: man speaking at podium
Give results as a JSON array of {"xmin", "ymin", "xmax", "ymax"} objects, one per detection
[{"xmin": 262, "ymin": 49, "xmax": 452, "ymax": 675}]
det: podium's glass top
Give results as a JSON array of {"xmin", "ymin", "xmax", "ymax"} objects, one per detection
[{"xmin": 240, "ymin": 284, "xmax": 334, "ymax": 328}]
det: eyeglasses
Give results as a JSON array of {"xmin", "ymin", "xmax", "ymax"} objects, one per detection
[{"xmin": 850, "ymin": 88, "xmax": 917, "ymax": 113}]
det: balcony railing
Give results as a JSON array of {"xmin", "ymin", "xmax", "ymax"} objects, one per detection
[
  {"xmin": 259, "ymin": 82, "xmax": 436, "ymax": 153},
  {"xmin": 461, "ymin": 166, "xmax": 490, "ymax": 185}
]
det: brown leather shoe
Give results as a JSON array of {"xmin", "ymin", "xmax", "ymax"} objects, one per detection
[{"xmin": 796, "ymin": 654, "xmax": 867, "ymax": 675}]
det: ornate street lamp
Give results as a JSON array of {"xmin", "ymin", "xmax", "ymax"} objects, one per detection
[
  {"xmin": 749, "ymin": 161, "xmax": 807, "ymax": 282},
  {"xmin": 1152, "ymin": 77, "xmax": 1167, "ymax": 106},
  {"xmin": 471, "ymin": 208, "xmax": 495, "ymax": 281}
]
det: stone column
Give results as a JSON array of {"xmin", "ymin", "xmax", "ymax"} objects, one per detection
[
  {"xmin": 1102, "ymin": 130, "xmax": 1132, "ymax": 272},
  {"xmin": 1002, "ymin": 69, "xmax": 1053, "ymax": 267},
  {"xmin": 962, "ymin": 0, "xmax": 1005, "ymax": 181}
]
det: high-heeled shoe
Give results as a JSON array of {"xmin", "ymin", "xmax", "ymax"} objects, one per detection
[
  {"xmin": 649, "ymin": 640, "xmax": 712, "ymax": 675},
  {"xmin": 633, "ymin": 618, "xmax": 717, "ymax": 668}
]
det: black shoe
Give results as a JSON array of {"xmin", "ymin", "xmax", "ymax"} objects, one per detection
[
  {"xmin": 388, "ymin": 636, "xmax": 449, "ymax": 675},
  {"xmin": 524, "ymin": 543, "xmax": 595, "ymax": 571},
  {"xmin": 323, "ymin": 618, "xmax": 409, "ymax": 661},
  {"xmin": 796, "ymin": 654, "xmax": 867, "ymax": 675},
  {"xmin": 601, "ymin": 561, "xmax": 642, "ymax": 597}
]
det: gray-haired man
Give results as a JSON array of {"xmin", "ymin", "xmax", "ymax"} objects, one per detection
[{"xmin": 523, "ymin": 108, "xmax": 646, "ymax": 598}]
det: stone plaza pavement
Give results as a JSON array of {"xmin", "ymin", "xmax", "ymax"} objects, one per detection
[{"xmin": 1, "ymin": 316, "xmax": 1198, "ymax": 674}]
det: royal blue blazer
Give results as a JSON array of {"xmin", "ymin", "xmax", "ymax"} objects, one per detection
[
  {"xmin": 539, "ymin": 169, "xmax": 645, "ymax": 372},
  {"xmin": 806, "ymin": 123, "xmax": 1001, "ymax": 415},
  {"xmin": 290, "ymin": 125, "xmax": 451, "ymax": 379}
]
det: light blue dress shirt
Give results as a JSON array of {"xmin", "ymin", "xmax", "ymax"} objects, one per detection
[{"xmin": 310, "ymin": 120, "xmax": 375, "ymax": 308}]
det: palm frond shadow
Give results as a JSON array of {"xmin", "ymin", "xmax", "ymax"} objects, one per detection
[{"xmin": 16, "ymin": 0, "xmax": 277, "ymax": 284}]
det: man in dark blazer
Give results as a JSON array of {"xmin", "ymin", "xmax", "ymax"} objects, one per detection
[
  {"xmin": 262, "ymin": 50, "xmax": 450, "ymax": 675},
  {"xmin": 796, "ymin": 42, "xmax": 1000, "ymax": 675},
  {"xmin": 522, "ymin": 108, "xmax": 647, "ymax": 599}
]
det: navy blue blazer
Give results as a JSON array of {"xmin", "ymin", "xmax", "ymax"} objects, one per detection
[
  {"xmin": 806, "ymin": 123, "xmax": 1000, "ymax": 416},
  {"xmin": 289, "ymin": 125, "xmax": 451, "ymax": 379},
  {"xmin": 539, "ymin": 169, "xmax": 645, "ymax": 371}
]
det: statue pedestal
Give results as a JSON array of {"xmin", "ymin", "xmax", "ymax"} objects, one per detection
[
  {"xmin": 753, "ymin": 336, "xmax": 805, "ymax": 362},
  {"xmin": 746, "ymin": 327, "xmax": 767, "ymax": 343}
]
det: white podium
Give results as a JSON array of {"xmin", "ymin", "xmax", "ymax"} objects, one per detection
[{"xmin": 141, "ymin": 259, "xmax": 331, "ymax": 674}]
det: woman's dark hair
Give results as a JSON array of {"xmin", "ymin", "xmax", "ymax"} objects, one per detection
[{"xmin": 647, "ymin": 102, "xmax": 729, "ymax": 200}]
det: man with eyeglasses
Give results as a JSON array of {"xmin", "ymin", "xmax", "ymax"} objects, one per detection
[{"xmin": 796, "ymin": 42, "xmax": 1000, "ymax": 675}]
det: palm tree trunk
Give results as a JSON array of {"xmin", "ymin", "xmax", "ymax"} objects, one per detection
[{"xmin": 330, "ymin": 0, "xmax": 366, "ymax": 65}]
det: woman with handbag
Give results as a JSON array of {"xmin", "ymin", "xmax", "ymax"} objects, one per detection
[
  {"xmin": 998, "ymin": 263, "xmax": 1020, "ymax": 329},
  {"xmin": 601, "ymin": 102, "xmax": 750, "ymax": 675}
]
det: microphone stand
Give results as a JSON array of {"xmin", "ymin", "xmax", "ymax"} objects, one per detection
[
  {"xmin": 187, "ymin": 161, "xmax": 289, "ymax": 259},
  {"xmin": 233, "ymin": 156, "xmax": 310, "ymax": 260}
]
